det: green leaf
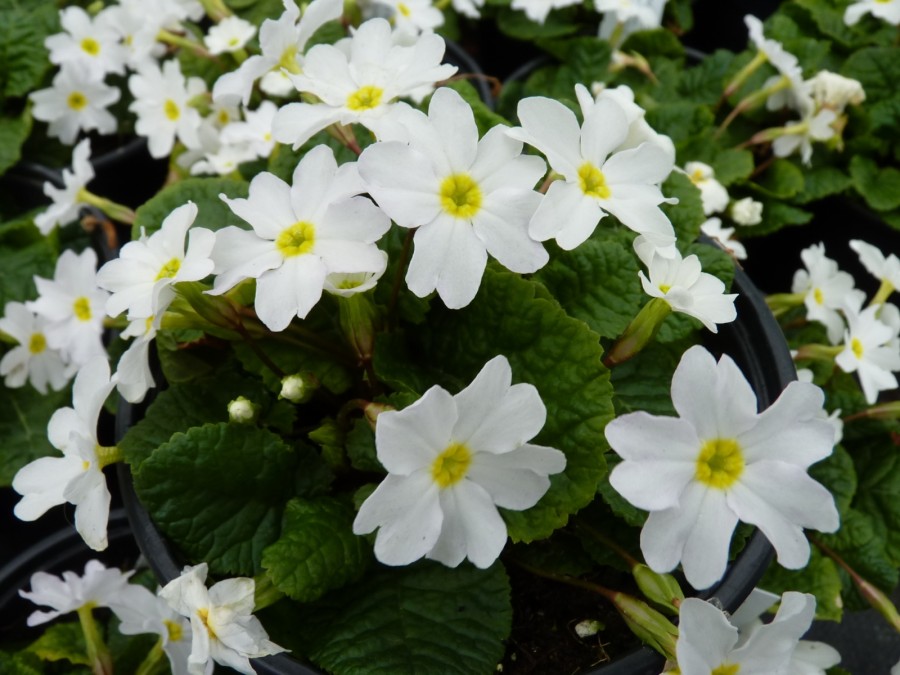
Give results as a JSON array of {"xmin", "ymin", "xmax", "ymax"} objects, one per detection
[
  {"xmin": 0, "ymin": 239, "xmax": 56, "ymax": 306},
  {"xmin": 852, "ymin": 441, "xmax": 900, "ymax": 567},
  {"xmin": 796, "ymin": 167, "xmax": 852, "ymax": 204},
  {"xmin": 132, "ymin": 422, "xmax": 299, "ymax": 575},
  {"xmin": 848, "ymin": 155, "xmax": 900, "ymax": 212},
  {"xmin": 0, "ymin": 651, "xmax": 43, "ymax": 675},
  {"xmin": 760, "ymin": 549, "xmax": 843, "ymax": 622},
  {"xmin": 809, "ymin": 445, "xmax": 857, "ymax": 518},
  {"xmin": 262, "ymin": 497, "xmax": 371, "ymax": 602},
  {"xmin": 345, "ymin": 417, "xmax": 382, "ymax": 474},
  {"xmin": 609, "ymin": 338, "xmax": 681, "ymax": 417},
  {"xmin": 272, "ymin": 561, "xmax": 511, "ymax": 675},
  {"xmin": 0, "ymin": 110, "xmax": 32, "ymax": 177},
  {"xmin": 752, "ymin": 159, "xmax": 806, "ymax": 199},
  {"xmin": 842, "ymin": 47, "xmax": 900, "ymax": 106},
  {"xmin": 132, "ymin": 177, "xmax": 249, "ymax": 239},
  {"xmin": 26, "ymin": 622, "xmax": 88, "ymax": 665},
  {"xmin": 0, "ymin": 0, "xmax": 57, "ymax": 99},
  {"xmin": 496, "ymin": 6, "xmax": 582, "ymax": 40},
  {"xmin": 0, "ymin": 383, "xmax": 71, "ymax": 487},
  {"xmin": 376, "ymin": 267, "xmax": 613, "ymax": 542},
  {"xmin": 740, "ymin": 199, "xmax": 812, "ymax": 237},
  {"xmin": 675, "ymin": 50, "xmax": 735, "ymax": 105},
  {"xmin": 532, "ymin": 238, "xmax": 642, "ymax": 339},
  {"xmin": 661, "ymin": 171, "xmax": 705, "ymax": 245}
]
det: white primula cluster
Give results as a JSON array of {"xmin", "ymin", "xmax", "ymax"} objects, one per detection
[
  {"xmin": 605, "ymin": 344, "xmax": 840, "ymax": 590},
  {"xmin": 791, "ymin": 241, "xmax": 900, "ymax": 404},
  {"xmin": 20, "ymin": 560, "xmax": 283, "ymax": 675}
]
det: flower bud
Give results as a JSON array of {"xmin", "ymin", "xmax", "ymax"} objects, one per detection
[
  {"xmin": 729, "ymin": 197, "xmax": 763, "ymax": 226},
  {"xmin": 280, "ymin": 373, "xmax": 318, "ymax": 403},
  {"xmin": 228, "ymin": 396, "xmax": 258, "ymax": 423},
  {"xmin": 632, "ymin": 564, "xmax": 684, "ymax": 615},
  {"xmin": 611, "ymin": 592, "xmax": 678, "ymax": 662}
]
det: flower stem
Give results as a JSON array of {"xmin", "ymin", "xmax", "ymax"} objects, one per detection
[
  {"xmin": 199, "ymin": 0, "xmax": 232, "ymax": 20},
  {"xmin": 604, "ymin": 298, "xmax": 672, "ymax": 367},
  {"xmin": 254, "ymin": 573, "xmax": 285, "ymax": 611},
  {"xmin": 157, "ymin": 29, "xmax": 213, "ymax": 58},
  {"xmin": 871, "ymin": 279, "xmax": 896, "ymax": 308},
  {"xmin": 843, "ymin": 402, "xmax": 900, "ymax": 422},
  {"xmin": 77, "ymin": 189, "xmax": 136, "ymax": 225},
  {"xmin": 793, "ymin": 343, "xmax": 842, "ymax": 362},
  {"xmin": 765, "ymin": 291, "xmax": 805, "ymax": 318},
  {"xmin": 135, "ymin": 638, "xmax": 166, "ymax": 675},
  {"xmin": 721, "ymin": 51, "xmax": 768, "ymax": 102},
  {"xmin": 388, "ymin": 229, "xmax": 415, "ymax": 326},
  {"xmin": 716, "ymin": 75, "xmax": 789, "ymax": 138},
  {"xmin": 77, "ymin": 605, "xmax": 113, "ymax": 675},
  {"xmin": 96, "ymin": 445, "xmax": 124, "ymax": 469}
]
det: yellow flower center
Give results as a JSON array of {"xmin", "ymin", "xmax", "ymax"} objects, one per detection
[
  {"xmin": 711, "ymin": 664, "xmax": 740, "ymax": 675},
  {"xmin": 277, "ymin": 222, "xmax": 316, "ymax": 257},
  {"xmin": 813, "ymin": 288, "xmax": 824, "ymax": 305},
  {"xmin": 398, "ymin": 2, "xmax": 412, "ymax": 16},
  {"xmin": 156, "ymin": 257, "xmax": 182, "ymax": 280},
  {"xmin": 73, "ymin": 297, "xmax": 92, "ymax": 321},
  {"xmin": 197, "ymin": 608, "xmax": 217, "ymax": 639},
  {"xmin": 164, "ymin": 619, "xmax": 183, "ymax": 642},
  {"xmin": 217, "ymin": 109, "xmax": 230, "ymax": 125},
  {"xmin": 346, "ymin": 85, "xmax": 385, "ymax": 112},
  {"xmin": 28, "ymin": 333, "xmax": 47, "ymax": 354},
  {"xmin": 658, "ymin": 283, "xmax": 671, "ymax": 294},
  {"xmin": 695, "ymin": 438, "xmax": 744, "ymax": 489},
  {"xmin": 851, "ymin": 337, "xmax": 864, "ymax": 359},
  {"xmin": 67, "ymin": 92, "xmax": 88, "ymax": 111},
  {"xmin": 278, "ymin": 45, "xmax": 301, "ymax": 74},
  {"xmin": 578, "ymin": 162, "xmax": 611, "ymax": 199},
  {"xmin": 439, "ymin": 173, "xmax": 482, "ymax": 219},
  {"xmin": 164, "ymin": 99, "xmax": 180, "ymax": 121},
  {"xmin": 228, "ymin": 37, "xmax": 240, "ymax": 46},
  {"xmin": 80, "ymin": 37, "xmax": 101, "ymax": 56},
  {"xmin": 431, "ymin": 442, "xmax": 472, "ymax": 488}
]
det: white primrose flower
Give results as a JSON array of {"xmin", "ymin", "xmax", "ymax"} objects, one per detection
[
  {"xmin": 34, "ymin": 138, "xmax": 95, "ymax": 235},
  {"xmin": 19, "ymin": 560, "xmax": 135, "ymax": 626},
  {"xmin": 30, "ymin": 63, "xmax": 120, "ymax": 145},
  {"xmin": 596, "ymin": 0, "xmax": 667, "ymax": 47},
  {"xmin": 700, "ymin": 217, "xmax": 747, "ymax": 260},
  {"xmin": 115, "ymin": 313, "xmax": 164, "ymax": 404},
  {"xmin": 273, "ymin": 19, "xmax": 458, "ymax": 150},
  {"xmin": 0, "ymin": 302, "xmax": 73, "ymax": 394},
  {"xmin": 220, "ymin": 101, "xmax": 279, "ymax": 159},
  {"xmin": 27, "ymin": 248, "xmax": 109, "ymax": 367},
  {"xmin": 729, "ymin": 197, "xmax": 763, "ymax": 226},
  {"xmin": 676, "ymin": 592, "xmax": 820, "ymax": 675},
  {"xmin": 159, "ymin": 0, "xmax": 206, "ymax": 24},
  {"xmin": 634, "ymin": 237, "xmax": 738, "ymax": 332},
  {"xmin": 771, "ymin": 107, "xmax": 837, "ymax": 166},
  {"xmin": 367, "ymin": 0, "xmax": 445, "ymax": 39},
  {"xmin": 353, "ymin": 355, "xmax": 566, "ymax": 568},
  {"xmin": 684, "ymin": 162, "xmax": 729, "ymax": 216},
  {"xmin": 791, "ymin": 243, "xmax": 864, "ymax": 345},
  {"xmin": 358, "ymin": 87, "xmax": 548, "ymax": 309},
  {"xmin": 114, "ymin": 584, "xmax": 193, "ymax": 675},
  {"xmin": 808, "ymin": 70, "xmax": 866, "ymax": 112},
  {"xmin": 212, "ymin": 0, "xmax": 345, "ymax": 106},
  {"xmin": 605, "ymin": 345, "xmax": 840, "ymax": 590},
  {"xmin": 159, "ymin": 563, "xmax": 286, "ymax": 675},
  {"xmin": 835, "ymin": 300, "xmax": 900, "ymax": 404},
  {"xmin": 511, "ymin": 0, "xmax": 582, "ymax": 26},
  {"xmin": 102, "ymin": 0, "xmax": 168, "ymax": 71},
  {"xmin": 210, "ymin": 145, "xmax": 390, "ymax": 331},
  {"xmin": 96, "ymin": 201, "xmax": 216, "ymax": 319},
  {"xmin": 13, "ymin": 358, "xmax": 117, "ymax": 551},
  {"xmin": 129, "ymin": 59, "xmax": 206, "ymax": 158},
  {"xmin": 205, "ymin": 16, "xmax": 257, "ymax": 55},
  {"xmin": 744, "ymin": 15, "xmax": 803, "ymax": 82},
  {"xmin": 509, "ymin": 89, "xmax": 676, "ymax": 255},
  {"xmin": 45, "ymin": 6, "xmax": 128, "ymax": 79},
  {"xmin": 845, "ymin": 0, "xmax": 900, "ymax": 26},
  {"xmin": 850, "ymin": 239, "xmax": 900, "ymax": 298}
]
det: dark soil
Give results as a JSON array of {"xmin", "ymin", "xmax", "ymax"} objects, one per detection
[{"xmin": 500, "ymin": 565, "xmax": 641, "ymax": 675}]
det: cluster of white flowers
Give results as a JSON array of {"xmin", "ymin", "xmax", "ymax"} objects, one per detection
[
  {"xmin": 792, "ymin": 240, "xmax": 900, "ymax": 404},
  {"xmin": 20, "ymin": 559, "xmax": 283, "ymax": 675}
]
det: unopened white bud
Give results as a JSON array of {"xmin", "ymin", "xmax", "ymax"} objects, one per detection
[
  {"xmin": 574, "ymin": 619, "xmax": 603, "ymax": 638},
  {"xmin": 228, "ymin": 396, "xmax": 258, "ymax": 423},
  {"xmin": 729, "ymin": 197, "xmax": 763, "ymax": 226},
  {"xmin": 809, "ymin": 70, "xmax": 865, "ymax": 111},
  {"xmin": 280, "ymin": 374, "xmax": 309, "ymax": 403}
]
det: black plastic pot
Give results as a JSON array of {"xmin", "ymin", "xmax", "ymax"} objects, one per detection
[
  {"xmin": 0, "ymin": 508, "xmax": 139, "ymax": 644},
  {"xmin": 116, "ymin": 257, "xmax": 788, "ymax": 675}
]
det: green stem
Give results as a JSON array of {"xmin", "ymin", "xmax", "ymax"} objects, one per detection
[
  {"xmin": 77, "ymin": 605, "xmax": 113, "ymax": 675},
  {"xmin": 157, "ymin": 29, "xmax": 213, "ymax": 58},
  {"xmin": 765, "ymin": 292, "xmax": 805, "ymax": 318},
  {"xmin": 254, "ymin": 573, "xmax": 285, "ymax": 611},
  {"xmin": 199, "ymin": 0, "xmax": 232, "ymax": 20},
  {"xmin": 77, "ymin": 189, "xmax": 136, "ymax": 224},
  {"xmin": 716, "ymin": 75, "xmax": 790, "ymax": 138},
  {"xmin": 234, "ymin": 323, "xmax": 286, "ymax": 379},
  {"xmin": 793, "ymin": 343, "xmax": 842, "ymax": 362},
  {"xmin": 843, "ymin": 401, "xmax": 900, "ymax": 422},
  {"xmin": 871, "ymin": 279, "xmax": 896, "ymax": 308},
  {"xmin": 135, "ymin": 638, "xmax": 166, "ymax": 675},
  {"xmin": 573, "ymin": 520, "xmax": 638, "ymax": 567},
  {"xmin": 96, "ymin": 445, "xmax": 124, "ymax": 469},
  {"xmin": 722, "ymin": 51, "xmax": 768, "ymax": 101},
  {"xmin": 604, "ymin": 298, "xmax": 672, "ymax": 367}
]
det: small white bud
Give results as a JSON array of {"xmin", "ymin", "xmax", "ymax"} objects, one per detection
[
  {"xmin": 574, "ymin": 619, "xmax": 603, "ymax": 638},
  {"xmin": 279, "ymin": 373, "xmax": 317, "ymax": 403},
  {"xmin": 729, "ymin": 197, "xmax": 763, "ymax": 226},
  {"xmin": 228, "ymin": 396, "xmax": 258, "ymax": 423},
  {"xmin": 808, "ymin": 70, "xmax": 865, "ymax": 111}
]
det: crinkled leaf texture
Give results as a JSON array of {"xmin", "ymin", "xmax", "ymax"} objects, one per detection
[
  {"xmin": 132, "ymin": 177, "xmax": 249, "ymax": 239},
  {"xmin": 132, "ymin": 422, "xmax": 300, "ymax": 576},
  {"xmin": 265, "ymin": 561, "xmax": 511, "ymax": 675},
  {"xmin": 261, "ymin": 497, "xmax": 372, "ymax": 603},
  {"xmin": 0, "ymin": 383, "xmax": 71, "ymax": 486},
  {"xmin": 0, "ymin": 0, "xmax": 57, "ymax": 100},
  {"xmin": 760, "ymin": 549, "xmax": 843, "ymax": 622},
  {"xmin": 25, "ymin": 622, "xmax": 88, "ymax": 666},
  {"xmin": 374, "ymin": 266, "xmax": 613, "ymax": 542}
]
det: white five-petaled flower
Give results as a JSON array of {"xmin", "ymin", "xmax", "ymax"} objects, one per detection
[
  {"xmin": 772, "ymin": 107, "xmax": 837, "ymax": 166},
  {"xmin": 210, "ymin": 145, "xmax": 390, "ymax": 331},
  {"xmin": 19, "ymin": 560, "xmax": 135, "ymax": 626},
  {"xmin": 353, "ymin": 355, "xmax": 567, "ymax": 568},
  {"xmin": 35, "ymin": 138, "xmax": 95, "ymax": 235},
  {"xmin": 584, "ymin": 83, "xmax": 676, "ymax": 163},
  {"xmin": 30, "ymin": 63, "xmax": 121, "ymax": 145},
  {"xmin": 273, "ymin": 18, "xmax": 458, "ymax": 149},
  {"xmin": 129, "ymin": 59, "xmax": 206, "ymax": 158},
  {"xmin": 835, "ymin": 299, "xmax": 900, "ymax": 404},
  {"xmin": 676, "ymin": 592, "xmax": 821, "ymax": 675},
  {"xmin": 634, "ymin": 237, "xmax": 738, "ymax": 333},
  {"xmin": 96, "ymin": 201, "xmax": 215, "ymax": 319},
  {"xmin": 850, "ymin": 239, "xmax": 900, "ymax": 299},
  {"xmin": 45, "ymin": 6, "xmax": 128, "ymax": 79},
  {"xmin": 367, "ymin": 0, "xmax": 446, "ymax": 39},
  {"xmin": 605, "ymin": 345, "xmax": 839, "ymax": 590},
  {"xmin": 27, "ymin": 248, "xmax": 108, "ymax": 367},
  {"xmin": 845, "ymin": 0, "xmax": 900, "ymax": 26},
  {"xmin": 114, "ymin": 584, "xmax": 193, "ymax": 675},
  {"xmin": 13, "ymin": 358, "xmax": 116, "ymax": 551},
  {"xmin": 0, "ymin": 302, "xmax": 73, "ymax": 394},
  {"xmin": 684, "ymin": 162, "xmax": 729, "ymax": 216},
  {"xmin": 700, "ymin": 217, "xmax": 747, "ymax": 261},
  {"xmin": 791, "ymin": 243, "xmax": 864, "ymax": 345},
  {"xmin": 509, "ymin": 88, "xmax": 677, "ymax": 255},
  {"xmin": 101, "ymin": 0, "xmax": 168, "ymax": 71},
  {"xmin": 358, "ymin": 87, "xmax": 549, "ymax": 309},
  {"xmin": 205, "ymin": 16, "xmax": 257, "ymax": 55},
  {"xmin": 220, "ymin": 101, "xmax": 279, "ymax": 159},
  {"xmin": 159, "ymin": 563, "xmax": 286, "ymax": 675},
  {"xmin": 212, "ymin": 0, "xmax": 345, "ymax": 105}
]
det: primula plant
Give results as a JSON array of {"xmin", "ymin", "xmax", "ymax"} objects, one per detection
[{"xmin": 1, "ymin": 0, "xmax": 900, "ymax": 674}]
